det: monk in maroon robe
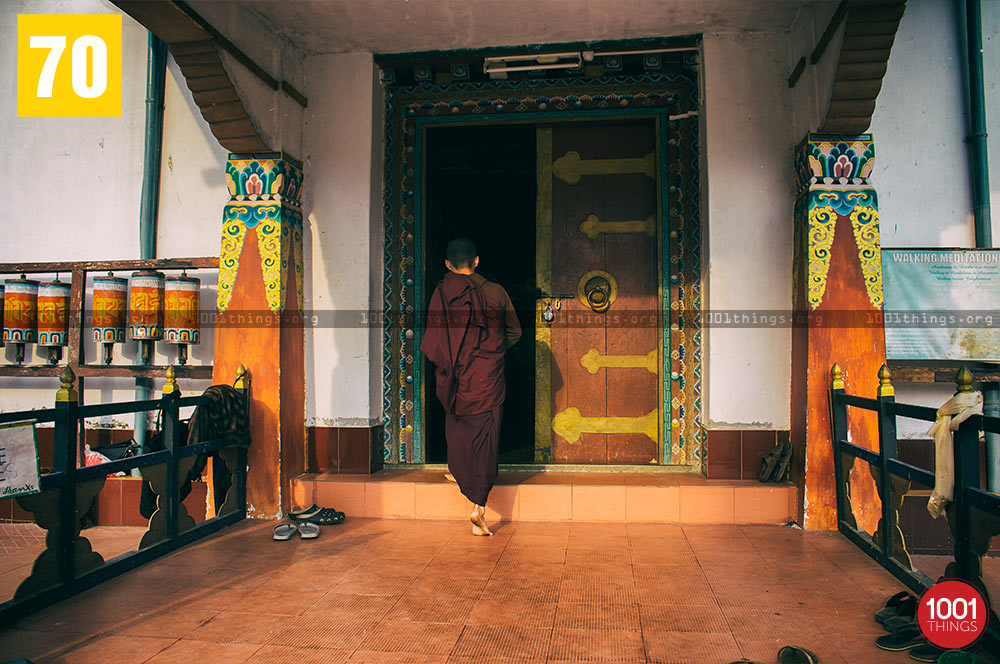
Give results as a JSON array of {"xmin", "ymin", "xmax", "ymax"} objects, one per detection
[{"xmin": 421, "ymin": 238, "xmax": 521, "ymax": 536}]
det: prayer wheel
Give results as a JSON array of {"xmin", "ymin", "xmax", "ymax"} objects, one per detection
[
  {"xmin": 128, "ymin": 270, "xmax": 164, "ymax": 364},
  {"xmin": 165, "ymin": 274, "xmax": 200, "ymax": 365},
  {"xmin": 92, "ymin": 274, "xmax": 127, "ymax": 365},
  {"xmin": 37, "ymin": 279, "xmax": 71, "ymax": 365},
  {"xmin": 3, "ymin": 277, "xmax": 39, "ymax": 364}
]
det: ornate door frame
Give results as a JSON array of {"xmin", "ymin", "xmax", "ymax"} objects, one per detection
[{"xmin": 381, "ymin": 69, "xmax": 705, "ymax": 470}]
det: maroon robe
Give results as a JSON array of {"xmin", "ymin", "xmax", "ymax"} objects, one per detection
[{"xmin": 421, "ymin": 272, "xmax": 521, "ymax": 505}]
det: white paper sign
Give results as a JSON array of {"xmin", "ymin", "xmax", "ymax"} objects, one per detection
[{"xmin": 0, "ymin": 421, "xmax": 41, "ymax": 498}]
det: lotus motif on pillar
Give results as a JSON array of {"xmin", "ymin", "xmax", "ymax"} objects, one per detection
[
  {"xmin": 245, "ymin": 173, "xmax": 264, "ymax": 195},
  {"xmin": 833, "ymin": 153, "xmax": 854, "ymax": 178}
]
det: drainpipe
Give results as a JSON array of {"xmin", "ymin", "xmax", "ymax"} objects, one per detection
[
  {"xmin": 135, "ymin": 33, "xmax": 167, "ymax": 453},
  {"xmin": 960, "ymin": 0, "xmax": 998, "ymax": 490}
]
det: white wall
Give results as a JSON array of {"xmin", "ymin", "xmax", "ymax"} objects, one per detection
[
  {"xmin": 157, "ymin": 56, "xmax": 229, "ymax": 258},
  {"xmin": 302, "ymin": 52, "xmax": 384, "ymax": 427},
  {"xmin": 702, "ymin": 31, "xmax": 799, "ymax": 429},
  {"xmin": 0, "ymin": 0, "xmax": 146, "ymax": 264},
  {"xmin": 872, "ymin": 0, "xmax": 974, "ymax": 248}
]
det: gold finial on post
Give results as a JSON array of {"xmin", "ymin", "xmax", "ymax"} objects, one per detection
[
  {"xmin": 234, "ymin": 364, "xmax": 247, "ymax": 389},
  {"xmin": 956, "ymin": 364, "xmax": 974, "ymax": 393},
  {"xmin": 877, "ymin": 364, "xmax": 894, "ymax": 398},
  {"xmin": 56, "ymin": 366, "xmax": 77, "ymax": 402},
  {"xmin": 163, "ymin": 365, "xmax": 178, "ymax": 395},
  {"xmin": 831, "ymin": 362, "xmax": 844, "ymax": 390}
]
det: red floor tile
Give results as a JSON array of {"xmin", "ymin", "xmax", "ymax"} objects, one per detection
[
  {"xmin": 143, "ymin": 639, "xmax": 263, "ymax": 663},
  {"xmin": 554, "ymin": 602, "xmax": 641, "ymax": 631},
  {"xmin": 642, "ymin": 630, "xmax": 742, "ymax": 664},
  {"xmin": 465, "ymin": 598, "xmax": 558, "ymax": 628},
  {"xmin": 246, "ymin": 645, "xmax": 354, "ymax": 663},
  {"xmin": 548, "ymin": 627, "xmax": 645, "ymax": 662},
  {"xmin": 450, "ymin": 625, "xmax": 551, "ymax": 662},
  {"xmin": 359, "ymin": 621, "xmax": 463, "ymax": 655}
]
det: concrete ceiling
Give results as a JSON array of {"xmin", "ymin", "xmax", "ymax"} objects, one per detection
[{"xmin": 221, "ymin": 0, "xmax": 837, "ymax": 55}]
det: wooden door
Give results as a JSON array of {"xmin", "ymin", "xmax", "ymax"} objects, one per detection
[{"xmin": 535, "ymin": 122, "xmax": 661, "ymax": 464}]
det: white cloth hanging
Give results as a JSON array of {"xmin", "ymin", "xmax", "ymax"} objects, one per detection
[{"xmin": 926, "ymin": 391, "xmax": 983, "ymax": 519}]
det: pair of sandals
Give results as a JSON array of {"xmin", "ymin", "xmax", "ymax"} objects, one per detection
[
  {"xmin": 272, "ymin": 521, "xmax": 320, "ymax": 540},
  {"xmin": 731, "ymin": 645, "xmax": 819, "ymax": 664},
  {"xmin": 759, "ymin": 441, "xmax": 793, "ymax": 483},
  {"xmin": 271, "ymin": 504, "xmax": 346, "ymax": 541}
]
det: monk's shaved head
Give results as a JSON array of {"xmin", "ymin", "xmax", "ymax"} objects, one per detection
[{"xmin": 446, "ymin": 237, "xmax": 477, "ymax": 269}]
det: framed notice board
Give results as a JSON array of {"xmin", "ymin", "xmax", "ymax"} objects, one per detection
[{"xmin": 881, "ymin": 248, "xmax": 1000, "ymax": 361}]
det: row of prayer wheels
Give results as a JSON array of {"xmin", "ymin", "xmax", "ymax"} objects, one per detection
[{"xmin": 1, "ymin": 270, "xmax": 200, "ymax": 365}]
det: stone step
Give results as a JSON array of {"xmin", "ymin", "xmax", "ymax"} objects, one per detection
[{"xmin": 292, "ymin": 470, "xmax": 797, "ymax": 524}]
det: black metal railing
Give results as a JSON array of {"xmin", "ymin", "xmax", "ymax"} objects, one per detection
[
  {"xmin": 0, "ymin": 365, "xmax": 249, "ymax": 624},
  {"xmin": 830, "ymin": 362, "xmax": 1000, "ymax": 648}
]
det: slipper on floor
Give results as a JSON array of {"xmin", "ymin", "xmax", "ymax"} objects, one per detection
[
  {"xmin": 777, "ymin": 645, "xmax": 820, "ymax": 664},
  {"xmin": 883, "ymin": 614, "xmax": 916, "ymax": 633},
  {"xmin": 272, "ymin": 523, "xmax": 298, "ymax": 540},
  {"xmin": 290, "ymin": 505, "xmax": 345, "ymax": 524},
  {"xmin": 875, "ymin": 624, "xmax": 925, "ymax": 652},
  {"xmin": 874, "ymin": 591, "xmax": 912, "ymax": 622},
  {"xmin": 876, "ymin": 593, "xmax": 916, "ymax": 624},
  {"xmin": 289, "ymin": 504, "xmax": 319, "ymax": 519},
  {"xmin": 298, "ymin": 522, "xmax": 321, "ymax": 539}
]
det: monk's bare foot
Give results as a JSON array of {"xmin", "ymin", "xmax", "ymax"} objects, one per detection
[
  {"xmin": 444, "ymin": 472, "xmax": 456, "ymax": 483},
  {"xmin": 470, "ymin": 505, "xmax": 492, "ymax": 536}
]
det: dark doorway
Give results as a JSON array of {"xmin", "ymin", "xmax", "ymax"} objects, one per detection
[{"xmin": 424, "ymin": 123, "xmax": 536, "ymax": 464}]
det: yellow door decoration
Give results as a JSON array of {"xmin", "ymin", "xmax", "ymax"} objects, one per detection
[
  {"xmin": 580, "ymin": 348, "xmax": 657, "ymax": 375},
  {"xmin": 552, "ymin": 407, "xmax": 658, "ymax": 443},
  {"xmin": 553, "ymin": 151, "xmax": 655, "ymax": 185},
  {"xmin": 580, "ymin": 214, "xmax": 656, "ymax": 239}
]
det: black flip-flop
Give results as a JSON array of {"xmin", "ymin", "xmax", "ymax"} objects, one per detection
[
  {"xmin": 875, "ymin": 591, "xmax": 914, "ymax": 623},
  {"xmin": 290, "ymin": 505, "xmax": 345, "ymax": 523},
  {"xmin": 882, "ymin": 595, "xmax": 918, "ymax": 630},
  {"xmin": 883, "ymin": 616, "xmax": 915, "ymax": 633},
  {"xmin": 875, "ymin": 624, "xmax": 925, "ymax": 652},
  {"xmin": 293, "ymin": 506, "xmax": 345, "ymax": 525}
]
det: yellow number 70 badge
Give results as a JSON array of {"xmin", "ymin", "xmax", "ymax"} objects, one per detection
[{"xmin": 17, "ymin": 14, "xmax": 122, "ymax": 117}]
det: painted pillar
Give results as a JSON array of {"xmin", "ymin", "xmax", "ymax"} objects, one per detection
[
  {"xmin": 213, "ymin": 153, "xmax": 305, "ymax": 517},
  {"xmin": 791, "ymin": 133, "xmax": 886, "ymax": 531}
]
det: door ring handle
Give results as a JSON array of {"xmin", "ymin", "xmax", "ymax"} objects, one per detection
[{"xmin": 577, "ymin": 270, "xmax": 618, "ymax": 312}]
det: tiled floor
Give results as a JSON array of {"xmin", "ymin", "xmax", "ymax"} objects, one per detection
[
  {"xmin": 0, "ymin": 518, "xmax": 994, "ymax": 663},
  {"xmin": 1, "ymin": 524, "xmax": 147, "ymax": 603}
]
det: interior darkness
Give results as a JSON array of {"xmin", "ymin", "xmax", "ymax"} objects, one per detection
[{"xmin": 424, "ymin": 124, "xmax": 536, "ymax": 464}]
